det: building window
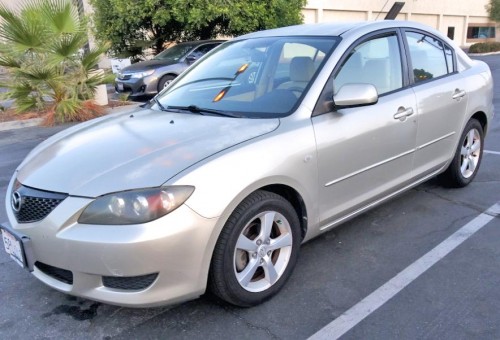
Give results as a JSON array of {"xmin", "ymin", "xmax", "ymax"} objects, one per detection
[
  {"xmin": 467, "ymin": 25, "xmax": 496, "ymax": 40},
  {"xmin": 447, "ymin": 27, "xmax": 455, "ymax": 40}
]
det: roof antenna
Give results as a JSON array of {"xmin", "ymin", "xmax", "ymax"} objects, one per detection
[{"xmin": 375, "ymin": 0, "xmax": 390, "ymax": 20}]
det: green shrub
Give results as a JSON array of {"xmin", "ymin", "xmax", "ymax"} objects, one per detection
[
  {"xmin": 0, "ymin": 0, "xmax": 113, "ymax": 124},
  {"xmin": 469, "ymin": 42, "xmax": 500, "ymax": 53}
]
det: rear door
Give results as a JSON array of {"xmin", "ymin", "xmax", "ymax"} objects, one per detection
[
  {"xmin": 312, "ymin": 30, "xmax": 418, "ymax": 228},
  {"xmin": 403, "ymin": 30, "xmax": 468, "ymax": 177}
]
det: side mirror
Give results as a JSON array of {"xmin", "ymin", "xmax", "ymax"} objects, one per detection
[
  {"xmin": 186, "ymin": 56, "xmax": 197, "ymax": 64},
  {"xmin": 333, "ymin": 83, "xmax": 378, "ymax": 109}
]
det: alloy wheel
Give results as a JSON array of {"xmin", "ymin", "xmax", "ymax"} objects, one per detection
[
  {"xmin": 460, "ymin": 128, "xmax": 481, "ymax": 178},
  {"xmin": 233, "ymin": 211, "xmax": 293, "ymax": 292}
]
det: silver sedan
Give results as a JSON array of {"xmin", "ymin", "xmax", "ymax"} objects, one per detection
[
  {"xmin": 1, "ymin": 20, "xmax": 493, "ymax": 307},
  {"xmin": 115, "ymin": 40, "xmax": 224, "ymax": 98}
]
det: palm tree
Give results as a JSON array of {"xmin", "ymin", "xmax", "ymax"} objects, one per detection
[{"xmin": 0, "ymin": 0, "xmax": 112, "ymax": 123}]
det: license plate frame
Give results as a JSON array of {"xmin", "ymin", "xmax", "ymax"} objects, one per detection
[
  {"xmin": 1, "ymin": 226, "xmax": 27, "ymax": 269},
  {"xmin": 117, "ymin": 82, "xmax": 124, "ymax": 91}
]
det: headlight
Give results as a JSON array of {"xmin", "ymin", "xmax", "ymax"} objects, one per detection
[
  {"xmin": 130, "ymin": 69, "xmax": 155, "ymax": 78},
  {"xmin": 78, "ymin": 186, "xmax": 194, "ymax": 225}
]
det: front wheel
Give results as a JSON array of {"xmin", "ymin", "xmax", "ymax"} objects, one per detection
[
  {"xmin": 440, "ymin": 118, "xmax": 484, "ymax": 187},
  {"xmin": 209, "ymin": 190, "xmax": 301, "ymax": 307},
  {"xmin": 157, "ymin": 74, "xmax": 176, "ymax": 92}
]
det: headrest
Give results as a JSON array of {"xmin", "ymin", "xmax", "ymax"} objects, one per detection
[{"xmin": 290, "ymin": 56, "xmax": 314, "ymax": 82}]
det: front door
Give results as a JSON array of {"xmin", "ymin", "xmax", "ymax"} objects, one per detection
[{"xmin": 312, "ymin": 31, "xmax": 418, "ymax": 228}]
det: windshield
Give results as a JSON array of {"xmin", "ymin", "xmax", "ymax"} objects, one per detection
[
  {"xmin": 153, "ymin": 36, "xmax": 340, "ymax": 118},
  {"xmin": 153, "ymin": 43, "xmax": 197, "ymax": 61}
]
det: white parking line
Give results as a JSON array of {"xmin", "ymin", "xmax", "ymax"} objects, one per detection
[
  {"xmin": 484, "ymin": 150, "xmax": 500, "ymax": 155},
  {"xmin": 309, "ymin": 202, "xmax": 500, "ymax": 340}
]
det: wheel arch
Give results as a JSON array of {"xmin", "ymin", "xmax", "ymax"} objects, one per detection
[
  {"xmin": 157, "ymin": 73, "xmax": 178, "ymax": 91},
  {"xmin": 439, "ymin": 110, "xmax": 489, "ymax": 181},
  {"xmin": 161, "ymin": 72, "xmax": 178, "ymax": 78},
  {"xmin": 199, "ymin": 180, "xmax": 311, "ymax": 293},
  {"xmin": 259, "ymin": 184, "xmax": 308, "ymax": 240},
  {"xmin": 470, "ymin": 111, "xmax": 488, "ymax": 135}
]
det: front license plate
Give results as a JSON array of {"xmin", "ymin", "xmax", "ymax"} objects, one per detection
[
  {"xmin": 1, "ymin": 228, "xmax": 25, "ymax": 268},
  {"xmin": 117, "ymin": 82, "xmax": 124, "ymax": 91}
]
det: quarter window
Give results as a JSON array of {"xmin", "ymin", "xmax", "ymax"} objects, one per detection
[
  {"xmin": 445, "ymin": 45, "xmax": 454, "ymax": 73},
  {"xmin": 334, "ymin": 34, "xmax": 403, "ymax": 95},
  {"xmin": 406, "ymin": 32, "xmax": 448, "ymax": 83}
]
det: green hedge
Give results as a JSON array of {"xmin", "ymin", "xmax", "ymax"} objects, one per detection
[{"xmin": 469, "ymin": 42, "xmax": 500, "ymax": 53}]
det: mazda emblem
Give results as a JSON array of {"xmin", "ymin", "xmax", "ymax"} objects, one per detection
[{"xmin": 11, "ymin": 191, "xmax": 22, "ymax": 212}]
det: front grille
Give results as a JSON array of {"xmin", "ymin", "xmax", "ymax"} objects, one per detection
[
  {"xmin": 35, "ymin": 262, "xmax": 73, "ymax": 284},
  {"xmin": 12, "ymin": 185, "xmax": 68, "ymax": 223},
  {"xmin": 102, "ymin": 273, "xmax": 158, "ymax": 290}
]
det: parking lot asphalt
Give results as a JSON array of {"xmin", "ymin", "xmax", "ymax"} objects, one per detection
[{"xmin": 0, "ymin": 55, "xmax": 499, "ymax": 340}]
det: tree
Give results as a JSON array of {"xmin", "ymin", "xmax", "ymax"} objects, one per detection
[
  {"xmin": 487, "ymin": 0, "xmax": 500, "ymax": 21},
  {"xmin": 89, "ymin": 0, "xmax": 306, "ymax": 58},
  {"xmin": 0, "ymin": 0, "xmax": 113, "ymax": 124}
]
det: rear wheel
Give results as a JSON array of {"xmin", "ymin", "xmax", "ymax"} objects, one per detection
[
  {"xmin": 440, "ymin": 118, "xmax": 484, "ymax": 187},
  {"xmin": 209, "ymin": 190, "xmax": 301, "ymax": 307}
]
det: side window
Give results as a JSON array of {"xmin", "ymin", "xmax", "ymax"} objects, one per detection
[
  {"xmin": 406, "ymin": 32, "xmax": 448, "ymax": 82},
  {"xmin": 334, "ymin": 34, "xmax": 403, "ymax": 96},
  {"xmin": 189, "ymin": 43, "xmax": 219, "ymax": 59}
]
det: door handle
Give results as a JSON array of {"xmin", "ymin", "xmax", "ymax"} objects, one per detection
[
  {"xmin": 393, "ymin": 107, "xmax": 414, "ymax": 121},
  {"xmin": 452, "ymin": 89, "xmax": 466, "ymax": 100}
]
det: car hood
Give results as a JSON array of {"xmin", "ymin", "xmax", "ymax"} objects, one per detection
[
  {"xmin": 122, "ymin": 59, "xmax": 178, "ymax": 72},
  {"xmin": 16, "ymin": 108, "xmax": 279, "ymax": 197}
]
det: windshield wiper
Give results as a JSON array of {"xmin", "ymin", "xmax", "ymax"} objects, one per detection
[
  {"xmin": 153, "ymin": 97, "xmax": 167, "ymax": 111},
  {"xmin": 166, "ymin": 105, "xmax": 241, "ymax": 118}
]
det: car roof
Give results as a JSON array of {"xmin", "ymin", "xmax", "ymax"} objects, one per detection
[
  {"xmin": 176, "ymin": 39, "xmax": 226, "ymax": 46},
  {"xmin": 232, "ymin": 20, "xmax": 474, "ymax": 69},
  {"xmin": 235, "ymin": 20, "xmax": 444, "ymax": 39}
]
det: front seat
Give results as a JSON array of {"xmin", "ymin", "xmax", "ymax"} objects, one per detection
[{"xmin": 278, "ymin": 56, "xmax": 315, "ymax": 93}]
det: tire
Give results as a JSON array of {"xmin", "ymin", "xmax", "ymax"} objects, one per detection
[
  {"xmin": 440, "ymin": 118, "xmax": 484, "ymax": 188},
  {"xmin": 209, "ymin": 190, "xmax": 301, "ymax": 307},
  {"xmin": 157, "ymin": 74, "xmax": 176, "ymax": 92}
]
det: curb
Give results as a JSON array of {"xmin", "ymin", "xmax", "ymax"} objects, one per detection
[
  {"xmin": 468, "ymin": 51, "xmax": 500, "ymax": 56},
  {"xmin": 103, "ymin": 103, "xmax": 143, "ymax": 114},
  {"xmin": 0, "ymin": 103, "xmax": 142, "ymax": 132},
  {"xmin": 0, "ymin": 118, "xmax": 44, "ymax": 131}
]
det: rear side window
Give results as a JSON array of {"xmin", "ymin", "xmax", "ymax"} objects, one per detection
[
  {"xmin": 189, "ymin": 43, "xmax": 220, "ymax": 59},
  {"xmin": 406, "ymin": 32, "xmax": 450, "ymax": 83}
]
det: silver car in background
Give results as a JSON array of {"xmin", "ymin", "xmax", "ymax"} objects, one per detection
[
  {"xmin": 115, "ymin": 40, "xmax": 223, "ymax": 98},
  {"xmin": 1, "ymin": 20, "xmax": 493, "ymax": 307}
]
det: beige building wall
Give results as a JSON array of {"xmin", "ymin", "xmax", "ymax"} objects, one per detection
[{"xmin": 303, "ymin": 0, "xmax": 497, "ymax": 46}]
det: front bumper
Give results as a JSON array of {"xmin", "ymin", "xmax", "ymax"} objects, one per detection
[
  {"xmin": 115, "ymin": 74, "xmax": 159, "ymax": 97},
  {"xmin": 5, "ymin": 193, "xmax": 218, "ymax": 307}
]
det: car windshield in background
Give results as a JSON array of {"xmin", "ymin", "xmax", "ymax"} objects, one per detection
[
  {"xmin": 153, "ymin": 43, "xmax": 197, "ymax": 61},
  {"xmin": 154, "ymin": 37, "xmax": 340, "ymax": 118}
]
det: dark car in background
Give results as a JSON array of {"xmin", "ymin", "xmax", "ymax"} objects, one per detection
[{"xmin": 115, "ymin": 40, "xmax": 224, "ymax": 98}]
